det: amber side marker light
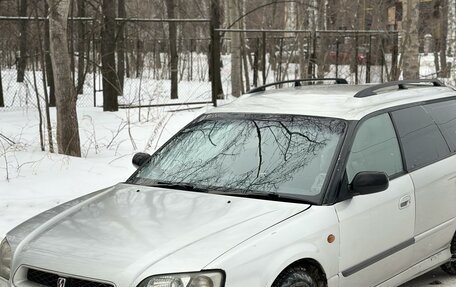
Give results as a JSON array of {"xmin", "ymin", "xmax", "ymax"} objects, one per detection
[{"xmin": 327, "ymin": 234, "xmax": 336, "ymax": 244}]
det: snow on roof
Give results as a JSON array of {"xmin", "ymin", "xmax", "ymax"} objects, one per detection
[{"xmin": 210, "ymin": 85, "xmax": 456, "ymax": 120}]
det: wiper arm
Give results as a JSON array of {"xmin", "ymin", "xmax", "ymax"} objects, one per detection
[
  {"xmin": 147, "ymin": 181, "xmax": 209, "ymax": 193},
  {"xmin": 214, "ymin": 190, "xmax": 315, "ymax": 204}
]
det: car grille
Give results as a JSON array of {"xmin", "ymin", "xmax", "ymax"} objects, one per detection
[{"xmin": 27, "ymin": 268, "xmax": 114, "ymax": 287}]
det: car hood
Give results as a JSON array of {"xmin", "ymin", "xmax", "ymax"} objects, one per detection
[{"xmin": 11, "ymin": 183, "xmax": 309, "ymax": 286}]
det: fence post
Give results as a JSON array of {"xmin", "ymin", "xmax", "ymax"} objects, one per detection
[
  {"xmin": 366, "ymin": 35, "xmax": 372, "ymax": 83},
  {"xmin": 262, "ymin": 32, "xmax": 267, "ymax": 84},
  {"xmin": 210, "ymin": 0, "xmax": 223, "ymax": 106},
  {"xmin": 253, "ymin": 38, "xmax": 259, "ymax": 87},
  {"xmin": 0, "ymin": 67, "xmax": 4, "ymax": 107},
  {"xmin": 92, "ymin": 32, "xmax": 97, "ymax": 107},
  {"xmin": 336, "ymin": 38, "xmax": 340, "ymax": 78},
  {"xmin": 308, "ymin": 32, "xmax": 317, "ymax": 79},
  {"xmin": 381, "ymin": 38, "xmax": 385, "ymax": 83},
  {"xmin": 355, "ymin": 33, "xmax": 359, "ymax": 84}
]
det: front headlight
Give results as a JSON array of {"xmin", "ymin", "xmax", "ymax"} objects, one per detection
[
  {"xmin": 138, "ymin": 271, "xmax": 225, "ymax": 287},
  {"xmin": 0, "ymin": 238, "xmax": 12, "ymax": 280}
]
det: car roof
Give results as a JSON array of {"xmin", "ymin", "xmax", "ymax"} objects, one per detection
[{"xmin": 209, "ymin": 84, "xmax": 456, "ymax": 120}]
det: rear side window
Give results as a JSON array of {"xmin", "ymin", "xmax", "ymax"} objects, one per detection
[
  {"xmin": 424, "ymin": 100, "xmax": 456, "ymax": 152},
  {"xmin": 391, "ymin": 106, "xmax": 451, "ymax": 170},
  {"xmin": 346, "ymin": 113, "xmax": 403, "ymax": 182}
]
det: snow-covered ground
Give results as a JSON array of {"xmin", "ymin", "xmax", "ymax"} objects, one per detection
[{"xmin": 0, "ymin": 105, "xmax": 208, "ymax": 236}]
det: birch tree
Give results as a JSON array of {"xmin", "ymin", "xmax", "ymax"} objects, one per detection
[
  {"xmin": 48, "ymin": 0, "xmax": 81, "ymax": 157},
  {"xmin": 402, "ymin": 0, "xmax": 420, "ymax": 79},
  {"xmin": 230, "ymin": 0, "xmax": 242, "ymax": 97}
]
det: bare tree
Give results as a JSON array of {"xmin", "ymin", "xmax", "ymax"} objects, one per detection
[
  {"xmin": 439, "ymin": 0, "xmax": 448, "ymax": 77},
  {"xmin": 230, "ymin": 0, "xmax": 242, "ymax": 97},
  {"xmin": 166, "ymin": 0, "xmax": 179, "ymax": 99},
  {"xmin": 76, "ymin": 0, "xmax": 86, "ymax": 95},
  {"xmin": 48, "ymin": 0, "xmax": 81, "ymax": 157},
  {"xmin": 101, "ymin": 0, "xmax": 119, "ymax": 111},
  {"xmin": 44, "ymin": 1, "xmax": 56, "ymax": 107},
  {"xmin": 16, "ymin": 0, "xmax": 27, "ymax": 83},
  {"xmin": 210, "ymin": 0, "xmax": 224, "ymax": 102},
  {"xmin": 402, "ymin": 0, "xmax": 420, "ymax": 79},
  {"xmin": 117, "ymin": 0, "xmax": 126, "ymax": 94}
]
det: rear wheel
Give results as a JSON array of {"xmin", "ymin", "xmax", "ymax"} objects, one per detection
[
  {"xmin": 272, "ymin": 265, "xmax": 323, "ymax": 287},
  {"xmin": 441, "ymin": 232, "xmax": 456, "ymax": 275}
]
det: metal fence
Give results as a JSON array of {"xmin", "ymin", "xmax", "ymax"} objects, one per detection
[
  {"xmin": 0, "ymin": 15, "xmax": 401, "ymax": 112},
  {"xmin": 218, "ymin": 29, "xmax": 399, "ymax": 92},
  {"xmin": 0, "ymin": 17, "xmax": 214, "ymax": 112}
]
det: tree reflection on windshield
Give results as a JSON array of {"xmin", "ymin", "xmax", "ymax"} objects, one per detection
[{"xmin": 132, "ymin": 114, "xmax": 345, "ymax": 199}]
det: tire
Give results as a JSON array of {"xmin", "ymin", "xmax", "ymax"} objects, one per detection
[
  {"xmin": 272, "ymin": 266, "xmax": 323, "ymax": 287},
  {"xmin": 441, "ymin": 232, "xmax": 456, "ymax": 275}
]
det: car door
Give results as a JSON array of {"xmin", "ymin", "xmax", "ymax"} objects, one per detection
[
  {"xmin": 391, "ymin": 103, "xmax": 456, "ymax": 264},
  {"xmin": 336, "ymin": 113, "xmax": 416, "ymax": 287}
]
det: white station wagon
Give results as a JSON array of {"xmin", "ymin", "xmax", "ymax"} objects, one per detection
[{"xmin": 1, "ymin": 79, "xmax": 456, "ymax": 287}]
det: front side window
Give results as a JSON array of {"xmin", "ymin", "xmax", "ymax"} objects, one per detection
[
  {"xmin": 346, "ymin": 113, "xmax": 403, "ymax": 182},
  {"xmin": 129, "ymin": 114, "xmax": 346, "ymax": 202}
]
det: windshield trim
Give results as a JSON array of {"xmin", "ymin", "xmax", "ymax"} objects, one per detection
[{"xmin": 126, "ymin": 112, "xmax": 348, "ymax": 205}]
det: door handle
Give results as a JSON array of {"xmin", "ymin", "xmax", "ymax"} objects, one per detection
[{"xmin": 399, "ymin": 195, "xmax": 411, "ymax": 209}]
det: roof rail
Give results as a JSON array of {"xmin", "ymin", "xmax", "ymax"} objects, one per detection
[
  {"xmin": 354, "ymin": 79, "xmax": 445, "ymax": 98},
  {"xmin": 248, "ymin": 78, "xmax": 348, "ymax": 94}
]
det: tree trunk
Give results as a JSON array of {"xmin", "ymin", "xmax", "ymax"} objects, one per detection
[
  {"xmin": 69, "ymin": 0, "xmax": 76, "ymax": 90},
  {"xmin": 76, "ymin": 0, "xmax": 86, "ymax": 95},
  {"xmin": 44, "ymin": 1, "xmax": 56, "ymax": 107},
  {"xmin": 17, "ymin": 0, "xmax": 27, "ymax": 83},
  {"xmin": 297, "ymin": 0, "xmax": 309, "ymax": 79},
  {"xmin": 48, "ymin": 0, "xmax": 81, "ymax": 157},
  {"xmin": 101, "ymin": 0, "xmax": 119, "ymax": 111},
  {"xmin": 166, "ymin": 0, "xmax": 178, "ymax": 99},
  {"xmin": 38, "ymin": 23, "xmax": 55, "ymax": 153},
  {"xmin": 210, "ymin": 0, "xmax": 224, "ymax": 102},
  {"xmin": 402, "ymin": 0, "xmax": 420, "ymax": 79},
  {"xmin": 440, "ymin": 0, "xmax": 448, "ymax": 77},
  {"xmin": 117, "ymin": 0, "xmax": 126, "ymax": 94},
  {"xmin": 0, "ymin": 67, "xmax": 4, "ymax": 107},
  {"xmin": 317, "ymin": 0, "xmax": 328, "ymax": 77},
  {"xmin": 240, "ymin": 0, "xmax": 250, "ymax": 91},
  {"xmin": 117, "ymin": 0, "xmax": 127, "ymax": 95},
  {"xmin": 31, "ymin": 53, "xmax": 45, "ymax": 152},
  {"xmin": 230, "ymin": 0, "xmax": 242, "ymax": 97}
]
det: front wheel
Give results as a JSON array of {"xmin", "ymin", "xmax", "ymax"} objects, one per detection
[
  {"xmin": 272, "ymin": 266, "xmax": 319, "ymax": 287},
  {"xmin": 441, "ymin": 233, "xmax": 456, "ymax": 275}
]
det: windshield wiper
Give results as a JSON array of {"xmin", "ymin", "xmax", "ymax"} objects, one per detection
[
  {"xmin": 147, "ymin": 181, "xmax": 209, "ymax": 193},
  {"xmin": 213, "ymin": 190, "xmax": 315, "ymax": 204}
]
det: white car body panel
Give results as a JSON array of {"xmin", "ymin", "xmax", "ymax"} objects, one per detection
[
  {"xmin": 9, "ymin": 184, "xmax": 308, "ymax": 287},
  {"xmin": 204, "ymin": 206, "xmax": 340, "ymax": 287},
  {"xmin": 410, "ymin": 155, "xmax": 456, "ymax": 263},
  {"xmin": 377, "ymin": 248, "xmax": 452, "ymax": 287},
  {"xmin": 335, "ymin": 175, "xmax": 416, "ymax": 287},
  {"xmin": 211, "ymin": 86, "xmax": 456, "ymax": 120}
]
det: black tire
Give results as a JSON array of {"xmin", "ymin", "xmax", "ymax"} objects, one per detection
[
  {"xmin": 441, "ymin": 232, "xmax": 456, "ymax": 275},
  {"xmin": 272, "ymin": 265, "xmax": 323, "ymax": 287}
]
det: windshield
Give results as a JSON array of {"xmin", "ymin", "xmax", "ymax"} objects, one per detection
[{"xmin": 129, "ymin": 113, "xmax": 346, "ymax": 203}]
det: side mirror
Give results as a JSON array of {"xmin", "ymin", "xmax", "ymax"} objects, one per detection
[
  {"xmin": 351, "ymin": 171, "xmax": 389, "ymax": 195},
  {"xmin": 132, "ymin": 152, "xmax": 151, "ymax": 169}
]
